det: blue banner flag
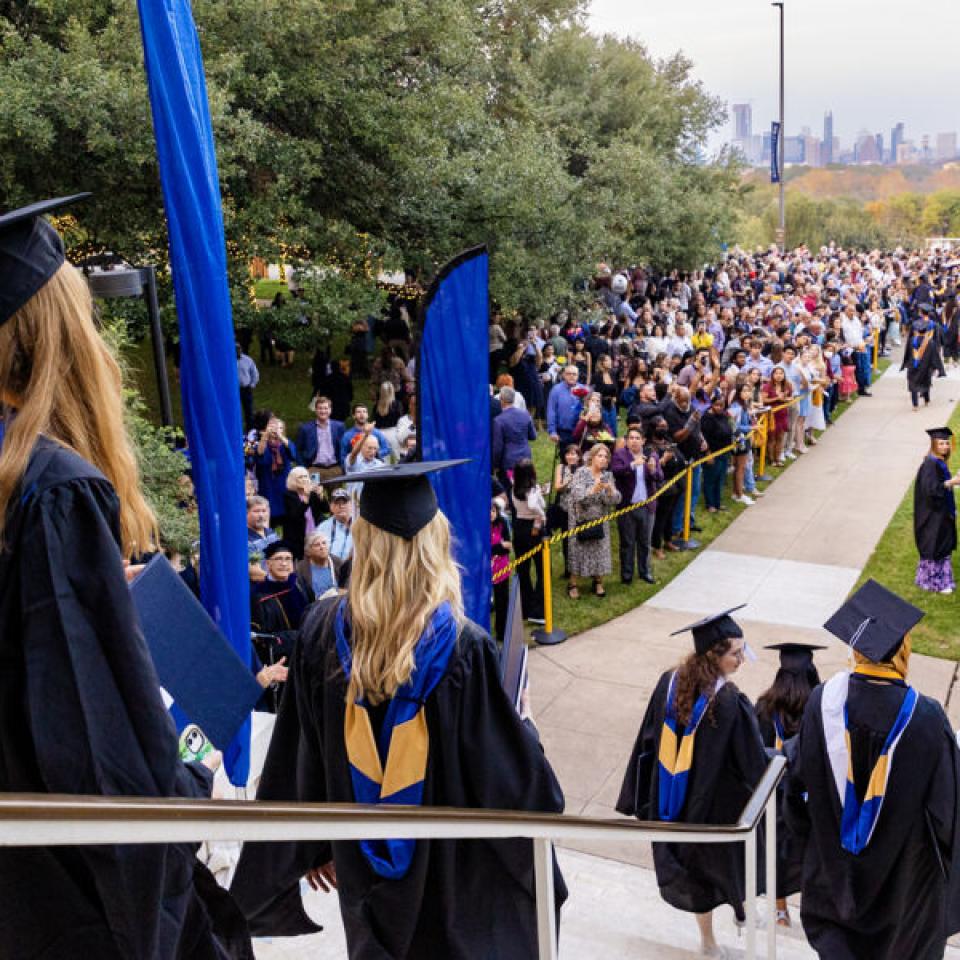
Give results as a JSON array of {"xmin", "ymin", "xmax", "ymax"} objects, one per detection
[
  {"xmin": 137, "ymin": 0, "xmax": 251, "ymax": 785},
  {"xmin": 771, "ymin": 121, "xmax": 781, "ymax": 184},
  {"xmin": 417, "ymin": 247, "xmax": 492, "ymax": 626}
]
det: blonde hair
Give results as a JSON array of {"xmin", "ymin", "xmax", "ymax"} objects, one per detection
[
  {"xmin": 584, "ymin": 442, "xmax": 610, "ymax": 466},
  {"xmin": 0, "ymin": 263, "xmax": 156, "ymax": 558},
  {"xmin": 376, "ymin": 380, "xmax": 395, "ymax": 417},
  {"xmin": 345, "ymin": 512, "xmax": 463, "ymax": 705},
  {"xmin": 854, "ymin": 632, "xmax": 912, "ymax": 679}
]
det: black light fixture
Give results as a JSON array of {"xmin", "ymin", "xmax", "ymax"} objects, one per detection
[{"xmin": 86, "ymin": 265, "xmax": 174, "ymax": 427}]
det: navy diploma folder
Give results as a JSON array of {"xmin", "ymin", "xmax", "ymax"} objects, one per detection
[{"xmin": 130, "ymin": 553, "xmax": 262, "ymax": 748}]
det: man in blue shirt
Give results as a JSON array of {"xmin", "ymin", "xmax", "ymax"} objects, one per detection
[
  {"xmin": 547, "ymin": 365, "xmax": 584, "ymax": 447},
  {"xmin": 742, "ymin": 339, "xmax": 774, "ymax": 379},
  {"xmin": 340, "ymin": 402, "xmax": 391, "ymax": 462},
  {"xmin": 492, "ymin": 387, "xmax": 537, "ymax": 483},
  {"xmin": 317, "ymin": 489, "xmax": 354, "ymax": 566},
  {"xmin": 237, "ymin": 344, "xmax": 259, "ymax": 431}
]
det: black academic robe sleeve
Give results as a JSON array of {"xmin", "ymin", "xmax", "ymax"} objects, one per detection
[
  {"xmin": 230, "ymin": 600, "xmax": 332, "ymax": 935},
  {"xmin": 914, "ymin": 457, "xmax": 958, "ymax": 561},
  {"xmin": 616, "ymin": 671, "xmax": 670, "ymax": 818},
  {"xmin": 11, "ymin": 475, "xmax": 213, "ymax": 958}
]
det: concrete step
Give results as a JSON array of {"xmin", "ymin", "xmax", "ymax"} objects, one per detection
[{"xmin": 251, "ymin": 848, "xmax": 821, "ymax": 960}]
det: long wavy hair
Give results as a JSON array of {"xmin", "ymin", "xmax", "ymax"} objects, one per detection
[
  {"xmin": 674, "ymin": 639, "xmax": 732, "ymax": 726},
  {"xmin": 345, "ymin": 511, "xmax": 464, "ymax": 705},
  {"xmin": 0, "ymin": 263, "xmax": 157, "ymax": 558},
  {"xmin": 756, "ymin": 667, "xmax": 819, "ymax": 739}
]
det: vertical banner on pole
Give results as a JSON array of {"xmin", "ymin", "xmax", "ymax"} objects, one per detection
[
  {"xmin": 770, "ymin": 121, "xmax": 781, "ymax": 184},
  {"xmin": 137, "ymin": 0, "xmax": 251, "ymax": 784},
  {"xmin": 417, "ymin": 247, "xmax": 492, "ymax": 626}
]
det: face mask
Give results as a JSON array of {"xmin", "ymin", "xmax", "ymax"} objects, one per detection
[{"xmin": 655, "ymin": 427, "xmax": 669, "ymax": 438}]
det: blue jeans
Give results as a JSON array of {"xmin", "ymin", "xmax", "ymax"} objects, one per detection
[
  {"xmin": 672, "ymin": 463, "xmax": 702, "ymax": 535},
  {"xmin": 702, "ymin": 455, "xmax": 729, "ymax": 509},
  {"xmin": 744, "ymin": 451, "xmax": 757, "ymax": 492},
  {"xmin": 855, "ymin": 350, "xmax": 872, "ymax": 391}
]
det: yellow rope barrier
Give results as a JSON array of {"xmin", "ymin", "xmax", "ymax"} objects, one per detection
[{"xmin": 492, "ymin": 394, "xmax": 804, "ymax": 585}]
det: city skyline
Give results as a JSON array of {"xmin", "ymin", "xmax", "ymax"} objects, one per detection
[
  {"xmin": 729, "ymin": 104, "xmax": 959, "ymax": 167},
  {"xmin": 587, "ymin": 0, "xmax": 960, "ymax": 154}
]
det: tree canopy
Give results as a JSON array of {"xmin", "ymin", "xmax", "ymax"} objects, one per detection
[{"xmin": 0, "ymin": 0, "xmax": 742, "ymax": 334}]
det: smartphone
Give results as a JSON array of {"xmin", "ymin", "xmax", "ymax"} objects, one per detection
[{"xmin": 310, "ymin": 472, "xmax": 321, "ymax": 485}]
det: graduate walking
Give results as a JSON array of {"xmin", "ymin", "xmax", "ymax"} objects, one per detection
[
  {"xmin": 617, "ymin": 606, "xmax": 768, "ymax": 958},
  {"xmin": 785, "ymin": 581, "xmax": 960, "ymax": 960},
  {"xmin": 901, "ymin": 305, "xmax": 946, "ymax": 410},
  {"xmin": 232, "ymin": 460, "xmax": 566, "ymax": 959},
  {"xmin": 755, "ymin": 642, "xmax": 825, "ymax": 929},
  {"xmin": 914, "ymin": 426, "xmax": 960, "ymax": 594}
]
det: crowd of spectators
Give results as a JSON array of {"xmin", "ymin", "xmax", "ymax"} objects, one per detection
[
  {"xmin": 236, "ymin": 242, "xmax": 957, "ymax": 646},
  {"xmin": 490, "ymin": 243, "xmax": 957, "ymax": 623}
]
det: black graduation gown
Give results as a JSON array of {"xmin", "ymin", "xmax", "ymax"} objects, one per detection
[
  {"xmin": 914, "ymin": 455, "xmax": 958, "ymax": 562},
  {"xmin": 231, "ymin": 598, "xmax": 567, "ymax": 959},
  {"xmin": 616, "ymin": 671, "xmax": 769, "ymax": 921},
  {"xmin": 901, "ymin": 329, "xmax": 946, "ymax": 394},
  {"xmin": 757, "ymin": 716, "xmax": 803, "ymax": 898},
  {"xmin": 784, "ymin": 677, "xmax": 960, "ymax": 960},
  {"xmin": 0, "ymin": 438, "xmax": 249, "ymax": 960}
]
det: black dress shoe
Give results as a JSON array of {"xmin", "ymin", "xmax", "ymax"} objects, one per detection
[
  {"xmin": 858, "ymin": 390, "xmax": 872, "ymax": 397},
  {"xmin": 640, "ymin": 573, "xmax": 656, "ymax": 584},
  {"xmin": 621, "ymin": 578, "xmax": 633, "ymax": 585},
  {"xmin": 691, "ymin": 524, "xmax": 704, "ymax": 533}
]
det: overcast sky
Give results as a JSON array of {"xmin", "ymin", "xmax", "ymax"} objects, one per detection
[{"xmin": 587, "ymin": 0, "xmax": 957, "ymax": 152}]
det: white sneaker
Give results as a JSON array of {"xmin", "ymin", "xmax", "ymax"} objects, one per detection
[
  {"xmin": 747, "ymin": 488, "xmax": 765, "ymax": 497},
  {"xmin": 784, "ymin": 451, "xmax": 797, "ymax": 460},
  {"xmin": 940, "ymin": 588, "xmax": 955, "ymax": 595}
]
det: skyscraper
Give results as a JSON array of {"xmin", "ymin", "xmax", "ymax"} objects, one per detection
[
  {"xmin": 733, "ymin": 103, "xmax": 753, "ymax": 141},
  {"xmin": 936, "ymin": 132, "xmax": 957, "ymax": 162},
  {"xmin": 891, "ymin": 122, "xmax": 904, "ymax": 164},
  {"xmin": 823, "ymin": 111, "xmax": 834, "ymax": 165}
]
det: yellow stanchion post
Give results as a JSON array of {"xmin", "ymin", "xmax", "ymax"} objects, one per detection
[
  {"xmin": 872, "ymin": 329, "xmax": 879, "ymax": 372},
  {"xmin": 675, "ymin": 465, "xmax": 700, "ymax": 551},
  {"xmin": 531, "ymin": 541, "xmax": 566, "ymax": 646},
  {"xmin": 757, "ymin": 415, "xmax": 768, "ymax": 479}
]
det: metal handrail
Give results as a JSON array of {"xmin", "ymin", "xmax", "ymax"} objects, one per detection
[{"xmin": 0, "ymin": 756, "xmax": 787, "ymax": 960}]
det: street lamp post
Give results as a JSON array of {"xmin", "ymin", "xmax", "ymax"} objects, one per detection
[
  {"xmin": 86, "ymin": 265, "xmax": 174, "ymax": 428},
  {"xmin": 772, "ymin": 2, "xmax": 785, "ymax": 250}
]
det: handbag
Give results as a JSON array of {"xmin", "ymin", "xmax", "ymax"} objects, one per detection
[
  {"xmin": 734, "ymin": 433, "xmax": 750, "ymax": 455},
  {"xmin": 576, "ymin": 523, "xmax": 605, "ymax": 543}
]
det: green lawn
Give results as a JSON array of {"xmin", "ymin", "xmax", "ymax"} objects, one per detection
[{"xmin": 858, "ymin": 392, "xmax": 960, "ymax": 660}]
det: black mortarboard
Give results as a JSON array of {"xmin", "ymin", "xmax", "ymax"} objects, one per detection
[
  {"xmin": 764, "ymin": 642, "xmax": 826, "ymax": 677},
  {"xmin": 264, "ymin": 539, "xmax": 294, "ymax": 559},
  {"xmin": 670, "ymin": 604, "xmax": 747, "ymax": 655},
  {"xmin": 321, "ymin": 459, "xmax": 468, "ymax": 539},
  {"xmin": 823, "ymin": 579, "xmax": 924, "ymax": 663},
  {"xmin": 0, "ymin": 194, "xmax": 90, "ymax": 325},
  {"xmin": 927, "ymin": 427, "xmax": 954, "ymax": 441}
]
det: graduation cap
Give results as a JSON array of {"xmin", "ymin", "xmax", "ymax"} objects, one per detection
[
  {"xmin": 0, "ymin": 194, "xmax": 91, "ymax": 325},
  {"xmin": 670, "ymin": 604, "xmax": 747, "ymax": 656},
  {"xmin": 926, "ymin": 427, "xmax": 953, "ymax": 441},
  {"xmin": 823, "ymin": 579, "xmax": 924, "ymax": 664},
  {"xmin": 765, "ymin": 642, "xmax": 826, "ymax": 677},
  {"xmin": 264, "ymin": 539, "xmax": 294, "ymax": 559},
  {"xmin": 320, "ymin": 459, "xmax": 469, "ymax": 539}
]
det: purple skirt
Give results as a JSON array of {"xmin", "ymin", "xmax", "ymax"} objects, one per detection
[{"xmin": 915, "ymin": 557, "xmax": 955, "ymax": 592}]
